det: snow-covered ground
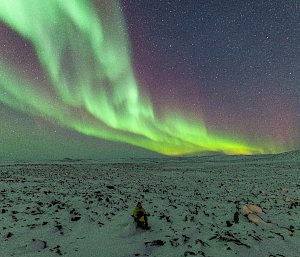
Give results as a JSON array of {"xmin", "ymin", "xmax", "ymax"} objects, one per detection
[{"xmin": 1, "ymin": 152, "xmax": 300, "ymax": 257}]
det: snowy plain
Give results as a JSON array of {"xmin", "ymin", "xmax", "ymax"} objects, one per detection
[{"xmin": 1, "ymin": 151, "xmax": 300, "ymax": 257}]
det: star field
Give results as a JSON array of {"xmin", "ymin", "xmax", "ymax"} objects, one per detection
[{"xmin": 122, "ymin": 0, "xmax": 300, "ymax": 145}]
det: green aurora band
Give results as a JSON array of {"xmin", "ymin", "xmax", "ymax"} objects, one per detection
[{"xmin": 0, "ymin": 0, "xmax": 282, "ymax": 155}]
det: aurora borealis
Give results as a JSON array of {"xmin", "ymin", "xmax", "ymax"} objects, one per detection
[{"xmin": 0, "ymin": 0, "xmax": 299, "ymax": 160}]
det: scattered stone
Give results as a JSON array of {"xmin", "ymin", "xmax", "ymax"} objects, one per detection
[
  {"xmin": 6, "ymin": 232, "xmax": 13, "ymax": 238},
  {"xmin": 182, "ymin": 234, "xmax": 190, "ymax": 243},
  {"xmin": 170, "ymin": 238, "xmax": 180, "ymax": 247},
  {"xmin": 145, "ymin": 240, "xmax": 165, "ymax": 246},
  {"xmin": 226, "ymin": 220, "xmax": 233, "ymax": 227},
  {"xmin": 32, "ymin": 239, "xmax": 47, "ymax": 250},
  {"xmin": 184, "ymin": 251, "xmax": 196, "ymax": 256},
  {"xmin": 209, "ymin": 231, "xmax": 250, "ymax": 248},
  {"xmin": 195, "ymin": 239, "xmax": 209, "ymax": 246},
  {"xmin": 234, "ymin": 211, "xmax": 239, "ymax": 223}
]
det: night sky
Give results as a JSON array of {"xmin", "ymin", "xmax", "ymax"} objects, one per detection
[{"xmin": 0, "ymin": 0, "xmax": 299, "ymax": 161}]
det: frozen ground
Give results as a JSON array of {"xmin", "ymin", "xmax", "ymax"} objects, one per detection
[{"xmin": 1, "ymin": 151, "xmax": 300, "ymax": 257}]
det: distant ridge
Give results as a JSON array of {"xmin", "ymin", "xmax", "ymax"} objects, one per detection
[{"xmin": 275, "ymin": 149, "xmax": 300, "ymax": 160}]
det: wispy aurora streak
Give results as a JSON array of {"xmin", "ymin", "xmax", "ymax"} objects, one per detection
[{"xmin": 0, "ymin": 0, "xmax": 280, "ymax": 155}]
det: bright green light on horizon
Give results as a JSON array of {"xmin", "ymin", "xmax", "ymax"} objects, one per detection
[{"xmin": 0, "ymin": 0, "xmax": 282, "ymax": 156}]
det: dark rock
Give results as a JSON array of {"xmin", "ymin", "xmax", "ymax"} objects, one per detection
[
  {"xmin": 226, "ymin": 220, "xmax": 233, "ymax": 227},
  {"xmin": 71, "ymin": 216, "xmax": 81, "ymax": 221},
  {"xmin": 32, "ymin": 239, "xmax": 47, "ymax": 249},
  {"xmin": 6, "ymin": 232, "xmax": 13, "ymax": 238},
  {"xmin": 195, "ymin": 239, "xmax": 209, "ymax": 246},
  {"xmin": 170, "ymin": 238, "xmax": 179, "ymax": 247},
  {"xmin": 56, "ymin": 224, "xmax": 63, "ymax": 230},
  {"xmin": 182, "ymin": 234, "xmax": 190, "ymax": 243},
  {"xmin": 36, "ymin": 201, "xmax": 44, "ymax": 206},
  {"xmin": 184, "ymin": 251, "xmax": 196, "ymax": 256},
  {"xmin": 145, "ymin": 240, "xmax": 165, "ymax": 246},
  {"xmin": 234, "ymin": 211, "xmax": 239, "ymax": 223}
]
